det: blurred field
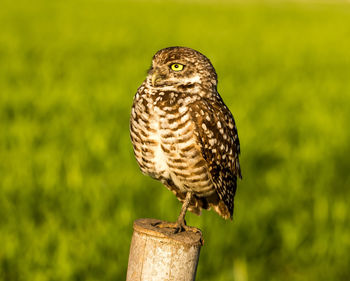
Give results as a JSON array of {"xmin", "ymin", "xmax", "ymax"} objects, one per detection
[{"xmin": 1, "ymin": 0, "xmax": 350, "ymax": 280}]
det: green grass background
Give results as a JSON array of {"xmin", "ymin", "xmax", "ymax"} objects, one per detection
[{"xmin": 1, "ymin": 0, "xmax": 350, "ymax": 280}]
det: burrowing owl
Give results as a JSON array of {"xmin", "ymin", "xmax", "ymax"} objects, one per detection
[{"xmin": 130, "ymin": 47, "xmax": 241, "ymax": 231}]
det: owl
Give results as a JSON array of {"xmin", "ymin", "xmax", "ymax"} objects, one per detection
[{"xmin": 130, "ymin": 47, "xmax": 241, "ymax": 232}]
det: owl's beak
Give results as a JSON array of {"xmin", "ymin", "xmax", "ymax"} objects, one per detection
[{"xmin": 151, "ymin": 72, "xmax": 159, "ymax": 87}]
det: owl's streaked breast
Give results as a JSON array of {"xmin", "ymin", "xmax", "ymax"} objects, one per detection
[{"xmin": 130, "ymin": 84, "xmax": 215, "ymax": 197}]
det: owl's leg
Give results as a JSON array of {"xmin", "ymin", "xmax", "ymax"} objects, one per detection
[
  {"xmin": 152, "ymin": 191, "xmax": 200, "ymax": 233},
  {"xmin": 174, "ymin": 191, "xmax": 193, "ymax": 233}
]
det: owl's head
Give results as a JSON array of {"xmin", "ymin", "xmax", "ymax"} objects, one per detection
[{"xmin": 147, "ymin": 47, "xmax": 217, "ymax": 89}]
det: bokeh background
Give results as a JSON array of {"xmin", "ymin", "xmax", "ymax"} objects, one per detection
[{"xmin": 1, "ymin": 0, "xmax": 350, "ymax": 280}]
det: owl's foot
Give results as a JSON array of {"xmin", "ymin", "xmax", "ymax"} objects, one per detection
[
  {"xmin": 174, "ymin": 219, "xmax": 187, "ymax": 233},
  {"xmin": 174, "ymin": 219, "xmax": 201, "ymax": 234}
]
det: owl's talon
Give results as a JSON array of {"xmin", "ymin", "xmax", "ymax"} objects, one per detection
[
  {"xmin": 174, "ymin": 220, "xmax": 185, "ymax": 234},
  {"xmin": 174, "ymin": 223, "xmax": 201, "ymax": 234}
]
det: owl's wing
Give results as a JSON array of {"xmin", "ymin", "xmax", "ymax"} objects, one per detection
[{"xmin": 189, "ymin": 96, "xmax": 241, "ymax": 218}]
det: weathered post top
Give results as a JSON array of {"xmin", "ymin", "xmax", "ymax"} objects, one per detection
[{"xmin": 127, "ymin": 218, "xmax": 203, "ymax": 281}]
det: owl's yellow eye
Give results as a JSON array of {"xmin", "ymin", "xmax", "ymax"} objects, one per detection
[{"xmin": 170, "ymin": 63, "xmax": 184, "ymax": 71}]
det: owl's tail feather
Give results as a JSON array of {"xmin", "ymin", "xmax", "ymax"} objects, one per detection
[
  {"xmin": 198, "ymin": 193, "xmax": 231, "ymax": 220},
  {"xmin": 187, "ymin": 194, "xmax": 231, "ymax": 220}
]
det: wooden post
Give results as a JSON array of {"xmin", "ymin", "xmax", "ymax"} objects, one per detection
[{"xmin": 127, "ymin": 218, "xmax": 203, "ymax": 281}]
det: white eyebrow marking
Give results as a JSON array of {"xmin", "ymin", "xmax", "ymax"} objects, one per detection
[
  {"xmin": 180, "ymin": 75, "xmax": 201, "ymax": 84},
  {"xmin": 164, "ymin": 75, "xmax": 201, "ymax": 85}
]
